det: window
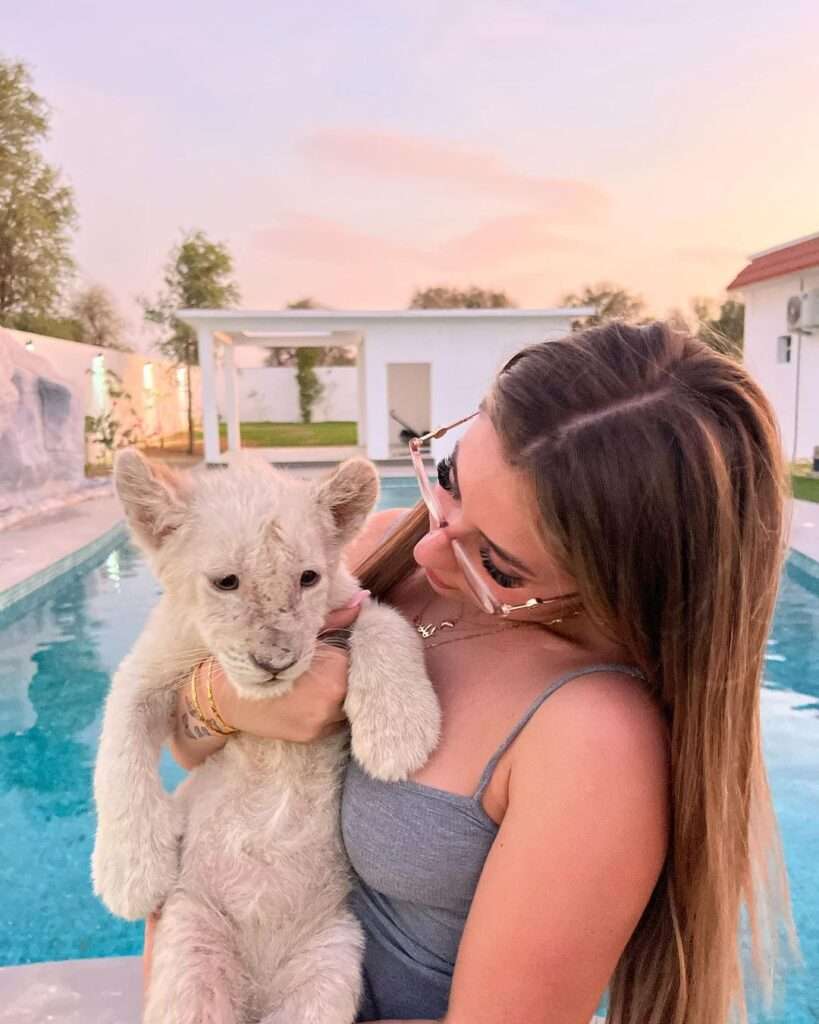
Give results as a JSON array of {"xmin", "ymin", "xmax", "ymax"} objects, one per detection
[
  {"xmin": 91, "ymin": 354, "xmax": 107, "ymax": 413},
  {"xmin": 777, "ymin": 335, "xmax": 792, "ymax": 364}
]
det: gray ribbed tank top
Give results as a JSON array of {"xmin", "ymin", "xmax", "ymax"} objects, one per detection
[{"xmin": 341, "ymin": 663, "xmax": 644, "ymax": 1021}]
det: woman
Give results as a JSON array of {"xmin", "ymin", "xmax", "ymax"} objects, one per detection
[{"xmin": 158, "ymin": 322, "xmax": 791, "ymax": 1023}]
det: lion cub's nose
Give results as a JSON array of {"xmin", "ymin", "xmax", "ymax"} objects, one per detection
[{"xmin": 250, "ymin": 654, "xmax": 297, "ymax": 677}]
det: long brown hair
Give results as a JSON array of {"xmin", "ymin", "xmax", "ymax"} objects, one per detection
[{"xmin": 356, "ymin": 321, "xmax": 793, "ymax": 1023}]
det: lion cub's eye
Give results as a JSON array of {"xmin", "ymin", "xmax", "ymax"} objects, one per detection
[
  {"xmin": 300, "ymin": 570, "xmax": 321, "ymax": 588},
  {"xmin": 213, "ymin": 575, "xmax": 240, "ymax": 591}
]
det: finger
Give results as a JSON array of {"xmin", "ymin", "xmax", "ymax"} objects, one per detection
[
  {"xmin": 318, "ymin": 719, "xmax": 348, "ymax": 737},
  {"xmin": 143, "ymin": 914, "xmax": 159, "ymax": 994},
  {"xmin": 323, "ymin": 591, "xmax": 370, "ymax": 631}
]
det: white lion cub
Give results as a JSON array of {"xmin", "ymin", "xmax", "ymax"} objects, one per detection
[{"xmin": 92, "ymin": 450, "xmax": 440, "ymax": 1024}]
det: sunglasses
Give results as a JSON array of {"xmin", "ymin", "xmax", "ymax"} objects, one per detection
[{"xmin": 408, "ymin": 413, "xmax": 580, "ymax": 617}]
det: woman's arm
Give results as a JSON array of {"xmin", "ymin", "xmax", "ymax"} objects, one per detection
[{"xmin": 443, "ymin": 674, "xmax": 669, "ymax": 1024}]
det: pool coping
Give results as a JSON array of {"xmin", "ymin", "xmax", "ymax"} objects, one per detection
[{"xmin": 0, "ymin": 517, "xmax": 127, "ymax": 624}]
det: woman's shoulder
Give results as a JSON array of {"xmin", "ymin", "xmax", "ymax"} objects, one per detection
[
  {"xmin": 343, "ymin": 507, "xmax": 410, "ymax": 571},
  {"xmin": 507, "ymin": 666, "xmax": 669, "ymax": 820},
  {"xmin": 504, "ymin": 667, "xmax": 670, "ymax": 884},
  {"xmin": 517, "ymin": 667, "xmax": 668, "ymax": 774}
]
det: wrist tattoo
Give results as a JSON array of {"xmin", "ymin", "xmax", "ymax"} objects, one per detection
[{"xmin": 182, "ymin": 695, "xmax": 214, "ymax": 741}]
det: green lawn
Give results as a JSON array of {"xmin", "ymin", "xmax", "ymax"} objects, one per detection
[
  {"xmin": 792, "ymin": 472, "xmax": 819, "ymax": 504},
  {"xmin": 199, "ymin": 421, "xmax": 358, "ymax": 448},
  {"xmin": 125, "ymin": 421, "xmax": 358, "ymax": 464}
]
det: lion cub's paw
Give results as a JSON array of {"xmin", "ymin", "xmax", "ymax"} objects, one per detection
[
  {"xmin": 92, "ymin": 806, "xmax": 181, "ymax": 920},
  {"xmin": 350, "ymin": 669, "xmax": 441, "ymax": 783}
]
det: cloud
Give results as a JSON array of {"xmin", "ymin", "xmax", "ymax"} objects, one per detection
[
  {"xmin": 247, "ymin": 210, "xmax": 588, "ymax": 308},
  {"xmin": 252, "ymin": 214, "xmax": 422, "ymax": 267},
  {"xmin": 301, "ymin": 129, "xmax": 608, "ymax": 223},
  {"xmin": 437, "ymin": 214, "xmax": 588, "ymax": 271}
]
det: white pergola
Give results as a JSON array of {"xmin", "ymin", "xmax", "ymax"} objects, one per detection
[{"xmin": 178, "ymin": 307, "xmax": 593, "ymax": 465}]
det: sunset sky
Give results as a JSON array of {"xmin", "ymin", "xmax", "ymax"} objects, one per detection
[{"xmin": 4, "ymin": 0, "xmax": 819, "ymax": 343}]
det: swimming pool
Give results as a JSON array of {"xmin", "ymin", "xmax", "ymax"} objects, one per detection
[{"xmin": 0, "ymin": 481, "xmax": 817, "ymax": 1021}]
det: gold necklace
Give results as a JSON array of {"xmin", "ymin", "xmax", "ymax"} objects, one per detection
[
  {"xmin": 422, "ymin": 620, "xmax": 537, "ymax": 650},
  {"xmin": 413, "ymin": 597, "xmax": 582, "ymax": 650},
  {"xmin": 413, "ymin": 596, "xmax": 462, "ymax": 639}
]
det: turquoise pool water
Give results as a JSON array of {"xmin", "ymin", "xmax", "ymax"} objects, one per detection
[{"xmin": 0, "ymin": 481, "xmax": 817, "ymax": 1021}]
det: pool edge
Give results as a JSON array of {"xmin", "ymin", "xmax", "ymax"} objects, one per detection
[{"xmin": 0, "ymin": 518, "xmax": 127, "ymax": 621}]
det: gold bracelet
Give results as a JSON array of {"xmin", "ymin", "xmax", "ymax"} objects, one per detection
[
  {"xmin": 189, "ymin": 662, "xmax": 207, "ymax": 722},
  {"xmin": 205, "ymin": 659, "xmax": 238, "ymax": 735}
]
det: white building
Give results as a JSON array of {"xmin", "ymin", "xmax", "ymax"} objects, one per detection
[
  {"xmin": 728, "ymin": 232, "xmax": 819, "ymax": 461},
  {"xmin": 179, "ymin": 307, "xmax": 591, "ymax": 465}
]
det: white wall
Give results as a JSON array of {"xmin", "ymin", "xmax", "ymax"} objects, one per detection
[
  {"xmin": 3, "ymin": 328, "xmax": 201, "ymax": 441},
  {"xmin": 741, "ymin": 269, "xmax": 819, "ymax": 460},
  {"xmin": 362, "ymin": 316, "xmax": 574, "ymax": 460},
  {"xmin": 230, "ymin": 366, "xmax": 357, "ymax": 422}
]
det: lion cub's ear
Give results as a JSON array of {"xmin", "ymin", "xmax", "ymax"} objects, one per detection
[
  {"xmin": 316, "ymin": 458, "xmax": 379, "ymax": 544},
  {"xmin": 114, "ymin": 448, "xmax": 192, "ymax": 551}
]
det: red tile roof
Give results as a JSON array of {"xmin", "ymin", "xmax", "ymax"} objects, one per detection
[{"xmin": 727, "ymin": 233, "xmax": 819, "ymax": 290}]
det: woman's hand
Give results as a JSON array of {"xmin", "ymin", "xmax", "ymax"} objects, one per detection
[
  {"xmin": 218, "ymin": 592, "xmax": 369, "ymax": 742},
  {"xmin": 168, "ymin": 591, "xmax": 369, "ymax": 770}
]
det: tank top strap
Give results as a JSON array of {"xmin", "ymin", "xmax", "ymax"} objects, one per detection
[{"xmin": 472, "ymin": 663, "xmax": 645, "ymax": 802}]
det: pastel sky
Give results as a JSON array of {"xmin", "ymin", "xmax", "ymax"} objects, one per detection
[{"xmin": 4, "ymin": 0, "xmax": 819, "ymax": 344}]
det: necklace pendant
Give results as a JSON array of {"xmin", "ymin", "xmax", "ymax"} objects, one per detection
[{"xmin": 417, "ymin": 623, "xmax": 437, "ymax": 638}]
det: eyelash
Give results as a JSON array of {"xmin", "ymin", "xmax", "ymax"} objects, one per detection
[
  {"xmin": 480, "ymin": 548, "xmax": 524, "ymax": 589},
  {"xmin": 436, "ymin": 456, "xmax": 460, "ymax": 500},
  {"xmin": 437, "ymin": 456, "xmax": 523, "ymax": 589}
]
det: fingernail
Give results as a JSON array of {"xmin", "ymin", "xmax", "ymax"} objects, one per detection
[{"xmin": 345, "ymin": 590, "xmax": 371, "ymax": 608}]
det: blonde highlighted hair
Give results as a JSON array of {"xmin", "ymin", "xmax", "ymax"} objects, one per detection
[{"xmin": 357, "ymin": 322, "xmax": 794, "ymax": 1023}]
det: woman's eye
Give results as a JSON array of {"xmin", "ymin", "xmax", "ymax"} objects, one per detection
[
  {"xmin": 300, "ymin": 570, "xmax": 321, "ymax": 588},
  {"xmin": 479, "ymin": 548, "xmax": 523, "ymax": 590},
  {"xmin": 213, "ymin": 575, "xmax": 240, "ymax": 591},
  {"xmin": 436, "ymin": 456, "xmax": 459, "ymax": 498}
]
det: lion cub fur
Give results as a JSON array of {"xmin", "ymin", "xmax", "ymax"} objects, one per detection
[{"xmin": 92, "ymin": 451, "xmax": 440, "ymax": 1024}]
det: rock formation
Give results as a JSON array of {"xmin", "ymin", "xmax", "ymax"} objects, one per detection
[{"xmin": 0, "ymin": 328, "xmax": 85, "ymax": 516}]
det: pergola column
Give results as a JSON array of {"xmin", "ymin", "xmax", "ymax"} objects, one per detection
[
  {"xmin": 196, "ymin": 327, "xmax": 221, "ymax": 465},
  {"xmin": 222, "ymin": 342, "xmax": 241, "ymax": 456},
  {"xmin": 356, "ymin": 337, "xmax": 367, "ymax": 448}
]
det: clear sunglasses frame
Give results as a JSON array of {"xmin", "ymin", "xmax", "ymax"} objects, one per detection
[{"xmin": 408, "ymin": 413, "xmax": 579, "ymax": 617}]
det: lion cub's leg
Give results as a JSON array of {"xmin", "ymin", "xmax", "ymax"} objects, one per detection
[
  {"xmin": 345, "ymin": 601, "xmax": 441, "ymax": 782},
  {"xmin": 145, "ymin": 890, "xmax": 249, "ymax": 1024},
  {"xmin": 259, "ymin": 910, "xmax": 364, "ymax": 1024}
]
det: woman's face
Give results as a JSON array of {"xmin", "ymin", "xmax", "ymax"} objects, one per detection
[{"xmin": 412, "ymin": 413, "xmax": 578, "ymax": 614}]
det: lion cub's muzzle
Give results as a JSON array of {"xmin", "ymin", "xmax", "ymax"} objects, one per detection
[{"xmin": 250, "ymin": 653, "xmax": 298, "ymax": 678}]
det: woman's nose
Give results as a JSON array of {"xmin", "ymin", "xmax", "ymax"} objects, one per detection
[{"xmin": 414, "ymin": 524, "xmax": 456, "ymax": 564}]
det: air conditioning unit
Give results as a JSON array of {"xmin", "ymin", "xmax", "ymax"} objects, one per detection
[{"xmin": 786, "ymin": 288, "xmax": 819, "ymax": 330}]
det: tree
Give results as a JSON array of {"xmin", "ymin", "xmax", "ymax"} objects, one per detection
[
  {"xmin": 409, "ymin": 285, "xmax": 515, "ymax": 309},
  {"xmin": 690, "ymin": 297, "xmax": 744, "ymax": 357},
  {"xmin": 0, "ymin": 58, "xmax": 76, "ymax": 324},
  {"xmin": 295, "ymin": 347, "xmax": 324, "ymax": 424},
  {"xmin": 70, "ymin": 284, "xmax": 130, "ymax": 350},
  {"xmin": 141, "ymin": 230, "xmax": 239, "ymax": 453},
  {"xmin": 266, "ymin": 298, "xmax": 326, "ymax": 422},
  {"xmin": 264, "ymin": 297, "xmax": 355, "ymax": 369},
  {"xmin": 560, "ymin": 283, "xmax": 645, "ymax": 327}
]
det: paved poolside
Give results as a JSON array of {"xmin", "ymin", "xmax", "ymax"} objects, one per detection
[
  {"xmin": 0, "ymin": 491, "xmax": 121, "ymax": 598},
  {"xmin": 0, "ymin": 957, "xmax": 140, "ymax": 1023},
  {"xmin": 790, "ymin": 498, "xmax": 818, "ymax": 564}
]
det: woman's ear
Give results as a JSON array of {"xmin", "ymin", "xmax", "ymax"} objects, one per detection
[
  {"xmin": 316, "ymin": 458, "xmax": 379, "ymax": 545},
  {"xmin": 114, "ymin": 448, "xmax": 192, "ymax": 552}
]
